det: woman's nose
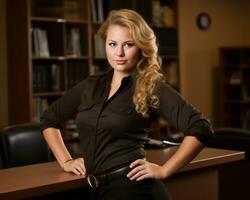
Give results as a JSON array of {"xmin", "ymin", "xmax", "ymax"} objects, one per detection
[{"xmin": 116, "ymin": 45, "xmax": 125, "ymax": 57}]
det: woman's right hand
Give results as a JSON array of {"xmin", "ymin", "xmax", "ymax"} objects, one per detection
[{"xmin": 63, "ymin": 158, "xmax": 86, "ymax": 176}]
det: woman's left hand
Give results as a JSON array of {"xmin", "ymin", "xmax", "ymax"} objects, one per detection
[{"xmin": 127, "ymin": 159, "xmax": 166, "ymax": 181}]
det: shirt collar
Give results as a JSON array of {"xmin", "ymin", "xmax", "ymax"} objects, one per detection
[{"xmin": 106, "ymin": 68, "xmax": 135, "ymax": 86}]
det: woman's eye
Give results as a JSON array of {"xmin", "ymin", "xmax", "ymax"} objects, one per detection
[
  {"xmin": 125, "ymin": 43, "xmax": 134, "ymax": 48},
  {"xmin": 108, "ymin": 43, "xmax": 116, "ymax": 47}
]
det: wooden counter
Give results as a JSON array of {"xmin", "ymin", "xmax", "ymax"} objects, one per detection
[
  {"xmin": 0, "ymin": 148, "xmax": 246, "ymax": 200},
  {"xmin": 146, "ymin": 147, "xmax": 245, "ymax": 172}
]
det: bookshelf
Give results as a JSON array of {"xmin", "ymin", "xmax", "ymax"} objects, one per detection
[
  {"xmin": 7, "ymin": 0, "xmax": 180, "ymax": 155},
  {"xmin": 7, "ymin": 0, "xmax": 90, "ymax": 124},
  {"xmin": 219, "ymin": 47, "xmax": 250, "ymax": 129}
]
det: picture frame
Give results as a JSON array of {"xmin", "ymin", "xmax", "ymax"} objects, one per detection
[{"xmin": 196, "ymin": 12, "xmax": 211, "ymax": 30}]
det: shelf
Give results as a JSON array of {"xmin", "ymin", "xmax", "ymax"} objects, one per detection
[
  {"xmin": 32, "ymin": 56, "xmax": 88, "ymax": 60},
  {"xmin": 64, "ymin": 56, "xmax": 89, "ymax": 60},
  {"xmin": 31, "ymin": 17, "xmax": 88, "ymax": 24},
  {"xmin": 31, "ymin": 17, "xmax": 65, "ymax": 23},
  {"xmin": 33, "ymin": 92, "xmax": 65, "ymax": 97},
  {"xmin": 219, "ymin": 47, "xmax": 250, "ymax": 128}
]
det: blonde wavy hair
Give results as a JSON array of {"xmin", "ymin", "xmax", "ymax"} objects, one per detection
[{"xmin": 98, "ymin": 9, "xmax": 164, "ymax": 117}]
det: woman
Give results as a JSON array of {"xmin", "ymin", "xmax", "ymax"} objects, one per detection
[{"xmin": 41, "ymin": 9, "xmax": 213, "ymax": 199}]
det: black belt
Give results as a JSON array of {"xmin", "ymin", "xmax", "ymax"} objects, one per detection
[{"xmin": 87, "ymin": 166, "xmax": 131, "ymax": 189}]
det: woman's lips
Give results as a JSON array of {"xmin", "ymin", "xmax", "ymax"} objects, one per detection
[{"xmin": 115, "ymin": 60, "xmax": 126, "ymax": 64}]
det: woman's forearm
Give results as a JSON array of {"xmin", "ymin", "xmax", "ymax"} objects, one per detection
[
  {"xmin": 162, "ymin": 136, "xmax": 204, "ymax": 178},
  {"xmin": 127, "ymin": 135, "xmax": 204, "ymax": 181},
  {"xmin": 43, "ymin": 128, "xmax": 72, "ymax": 168}
]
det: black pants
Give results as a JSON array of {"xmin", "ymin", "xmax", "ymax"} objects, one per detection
[{"xmin": 88, "ymin": 177, "xmax": 171, "ymax": 200}]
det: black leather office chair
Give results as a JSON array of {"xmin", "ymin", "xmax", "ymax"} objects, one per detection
[
  {"xmin": 0, "ymin": 123, "xmax": 52, "ymax": 168},
  {"xmin": 202, "ymin": 127, "xmax": 250, "ymax": 155}
]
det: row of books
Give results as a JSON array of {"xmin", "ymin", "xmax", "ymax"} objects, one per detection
[
  {"xmin": 90, "ymin": 0, "xmax": 175, "ymax": 27},
  {"xmin": 33, "ymin": 64, "xmax": 61, "ymax": 93},
  {"xmin": 32, "ymin": 27, "xmax": 84, "ymax": 58},
  {"xmin": 63, "ymin": 0, "xmax": 84, "ymax": 20},
  {"xmin": 34, "ymin": 0, "xmax": 176, "ymax": 26},
  {"xmin": 33, "ymin": 62, "xmax": 90, "ymax": 92},
  {"xmin": 90, "ymin": 0, "xmax": 104, "ymax": 23},
  {"xmin": 152, "ymin": 0, "xmax": 176, "ymax": 27},
  {"xmin": 33, "ymin": 0, "xmax": 85, "ymax": 20}
]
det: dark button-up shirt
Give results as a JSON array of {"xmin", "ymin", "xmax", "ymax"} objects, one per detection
[{"xmin": 40, "ymin": 69, "xmax": 213, "ymax": 174}]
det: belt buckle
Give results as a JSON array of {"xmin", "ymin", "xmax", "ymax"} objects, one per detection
[{"xmin": 87, "ymin": 175, "xmax": 100, "ymax": 189}]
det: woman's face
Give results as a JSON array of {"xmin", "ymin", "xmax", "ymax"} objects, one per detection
[{"xmin": 105, "ymin": 25, "xmax": 141, "ymax": 76}]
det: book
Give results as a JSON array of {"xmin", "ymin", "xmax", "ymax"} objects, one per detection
[
  {"xmin": 66, "ymin": 28, "xmax": 82, "ymax": 56},
  {"xmin": 90, "ymin": 0, "xmax": 97, "ymax": 23},
  {"xmin": 152, "ymin": 0, "xmax": 164, "ymax": 26},
  {"xmin": 51, "ymin": 64, "xmax": 61, "ymax": 92},
  {"xmin": 32, "ymin": 28, "xmax": 50, "ymax": 57},
  {"xmin": 32, "ymin": 28, "xmax": 39, "ymax": 57},
  {"xmin": 39, "ymin": 29, "xmax": 50, "ymax": 57},
  {"xmin": 97, "ymin": 0, "xmax": 104, "ymax": 22},
  {"xmin": 64, "ymin": 0, "xmax": 81, "ymax": 20},
  {"xmin": 162, "ymin": 5, "xmax": 176, "ymax": 27}
]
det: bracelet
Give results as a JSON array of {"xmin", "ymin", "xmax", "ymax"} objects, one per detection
[
  {"xmin": 64, "ymin": 158, "xmax": 73, "ymax": 164},
  {"xmin": 62, "ymin": 158, "xmax": 73, "ymax": 170}
]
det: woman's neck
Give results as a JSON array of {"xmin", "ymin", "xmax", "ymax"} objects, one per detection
[{"xmin": 111, "ymin": 70, "xmax": 130, "ymax": 86}]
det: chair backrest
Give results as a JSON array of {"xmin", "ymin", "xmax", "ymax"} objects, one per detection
[
  {"xmin": 203, "ymin": 127, "xmax": 250, "ymax": 152},
  {"xmin": 0, "ymin": 123, "xmax": 51, "ymax": 168}
]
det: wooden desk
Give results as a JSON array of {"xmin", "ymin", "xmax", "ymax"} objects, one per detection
[{"xmin": 0, "ymin": 148, "xmax": 246, "ymax": 200}]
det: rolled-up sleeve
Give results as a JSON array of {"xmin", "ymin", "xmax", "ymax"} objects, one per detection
[
  {"xmin": 156, "ymin": 82, "xmax": 214, "ymax": 143},
  {"xmin": 40, "ymin": 80, "xmax": 86, "ymax": 132}
]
